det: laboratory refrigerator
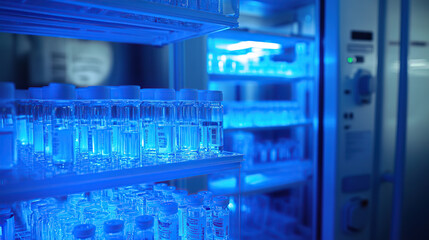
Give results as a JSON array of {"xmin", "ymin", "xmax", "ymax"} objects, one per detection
[{"xmin": 1, "ymin": 0, "xmax": 429, "ymax": 240}]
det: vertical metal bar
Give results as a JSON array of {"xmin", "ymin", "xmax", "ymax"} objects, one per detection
[
  {"xmin": 315, "ymin": 0, "xmax": 324, "ymax": 239},
  {"xmin": 371, "ymin": 0, "xmax": 387, "ymax": 238},
  {"xmin": 322, "ymin": 0, "xmax": 339, "ymax": 238},
  {"xmin": 391, "ymin": 0, "xmax": 410, "ymax": 239}
]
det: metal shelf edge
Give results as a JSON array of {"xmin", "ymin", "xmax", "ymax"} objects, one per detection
[{"xmin": 0, "ymin": 154, "xmax": 243, "ymax": 203}]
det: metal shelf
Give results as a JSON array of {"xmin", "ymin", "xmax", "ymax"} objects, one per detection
[
  {"xmin": 224, "ymin": 120, "xmax": 312, "ymax": 132},
  {"xmin": 0, "ymin": 153, "xmax": 243, "ymax": 203},
  {"xmin": 209, "ymin": 29, "xmax": 315, "ymax": 45},
  {"xmin": 209, "ymin": 160, "xmax": 312, "ymax": 195},
  {"xmin": 0, "ymin": 0, "xmax": 238, "ymax": 45},
  {"xmin": 209, "ymin": 74, "xmax": 313, "ymax": 83}
]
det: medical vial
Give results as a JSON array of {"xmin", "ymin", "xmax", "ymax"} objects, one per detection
[
  {"xmin": 158, "ymin": 202, "xmax": 179, "ymax": 240},
  {"xmin": 75, "ymin": 88, "xmax": 91, "ymax": 172},
  {"xmin": 133, "ymin": 215, "xmax": 154, "ymax": 240},
  {"xmin": 177, "ymin": 89, "xmax": 199, "ymax": 160},
  {"xmin": 186, "ymin": 194, "xmax": 205, "ymax": 240},
  {"xmin": 140, "ymin": 89, "xmax": 156, "ymax": 163},
  {"xmin": 212, "ymin": 196, "xmax": 229, "ymax": 240},
  {"xmin": 49, "ymin": 83, "xmax": 76, "ymax": 172},
  {"xmin": 87, "ymin": 86, "xmax": 112, "ymax": 170},
  {"xmin": 146, "ymin": 195, "xmax": 161, "ymax": 240},
  {"xmin": 154, "ymin": 89, "xmax": 176, "ymax": 163},
  {"xmin": 198, "ymin": 191, "xmax": 213, "ymax": 240},
  {"xmin": 206, "ymin": 91, "xmax": 224, "ymax": 155},
  {"xmin": 0, "ymin": 82, "xmax": 16, "ymax": 170},
  {"xmin": 29, "ymin": 87, "xmax": 45, "ymax": 163},
  {"xmin": 120, "ymin": 86, "xmax": 141, "ymax": 167},
  {"xmin": 172, "ymin": 190, "xmax": 188, "ymax": 240}
]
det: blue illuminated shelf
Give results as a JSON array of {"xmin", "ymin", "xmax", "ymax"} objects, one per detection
[
  {"xmin": 209, "ymin": 29, "xmax": 315, "ymax": 45},
  {"xmin": 0, "ymin": 153, "xmax": 243, "ymax": 203},
  {"xmin": 0, "ymin": 0, "xmax": 238, "ymax": 45},
  {"xmin": 209, "ymin": 74, "xmax": 312, "ymax": 83},
  {"xmin": 209, "ymin": 160, "xmax": 312, "ymax": 195},
  {"xmin": 224, "ymin": 120, "xmax": 312, "ymax": 132}
]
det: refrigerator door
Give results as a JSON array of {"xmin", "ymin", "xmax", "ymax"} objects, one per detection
[{"xmin": 374, "ymin": 0, "xmax": 429, "ymax": 239}]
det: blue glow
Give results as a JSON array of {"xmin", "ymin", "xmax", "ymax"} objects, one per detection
[
  {"xmin": 244, "ymin": 173, "xmax": 268, "ymax": 185},
  {"xmin": 207, "ymin": 36, "xmax": 314, "ymax": 78},
  {"xmin": 206, "ymin": 102, "xmax": 224, "ymax": 154},
  {"xmin": 52, "ymin": 102, "xmax": 75, "ymax": 170},
  {"xmin": 209, "ymin": 177, "xmax": 238, "ymax": 189},
  {"xmin": 222, "ymin": 41, "xmax": 282, "ymax": 51},
  {"xmin": 222, "ymin": 101, "xmax": 306, "ymax": 129}
]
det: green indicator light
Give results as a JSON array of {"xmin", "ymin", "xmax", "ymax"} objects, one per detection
[{"xmin": 347, "ymin": 57, "xmax": 354, "ymax": 63}]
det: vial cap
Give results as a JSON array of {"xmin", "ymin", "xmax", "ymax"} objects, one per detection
[
  {"xmin": 42, "ymin": 86, "xmax": 50, "ymax": 100},
  {"xmin": 172, "ymin": 190, "xmax": 188, "ymax": 198},
  {"xmin": 73, "ymin": 224, "xmax": 96, "ymax": 238},
  {"xmin": 48, "ymin": 83, "xmax": 76, "ymax": 100},
  {"xmin": 139, "ymin": 183, "xmax": 154, "ymax": 191},
  {"xmin": 213, "ymin": 196, "xmax": 229, "ymax": 207},
  {"xmin": 178, "ymin": 89, "xmax": 198, "ymax": 101},
  {"xmin": 0, "ymin": 82, "xmax": 15, "ymax": 99},
  {"xmin": 118, "ymin": 85, "xmax": 140, "ymax": 99},
  {"xmin": 76, "ymin": 88, "xmax": 88, "ymax": 100},
  {"xmin": 198, "ymin": 90, "xmax": 207, "ymax": 101},
  {"xmin": 29, "ymin": 87, "xmax": 43, "ymax": 100},
  {"xmin": 110, "ymin": 86, "xmax": 120, "ymax": 99},
  {"xmin": 164, "ymin": 186, "xmax": 176, "ymax": 192},
  {"xmin": 198, "ymin": 191, "xmax": 213, "ymax": 201},
  {"xmin": 206, "ymin": 91, "xmax": 223, "ymax": 101},
  {"xmin": 0, "ymin": 204, "xmax": 12, "ymax": 215},
  {"xmin": 160, "ymin": 202, "xmax": 178, "ymax": 215},
  {"xmin": 87, "ymin": 86, "xmax": 111, "ymax": 100},
  {"xmin": 154, "ymin": 89, "xmax": 175, "ymax": 101},
  {"xmin": 36, "ymin": 202, "xmax": 50, "ymax": 212},
  {"xmin": 0, "ymin": 208, "xmax": 12, "ymax": 218},
  {"xmin": 135, "ymin": 215, "xmax": 154, "ymax": 229},
  {"xmin": 186, "ymin": 194, "xmax": 204, "ymax": 206},
  {"xmin": 104, "ymin": 219, "xmax": 124, "ymax": 233},
  {"xmin": 154, "ymin": 183, "xmax": 168, "ymax": 191},
  {"xmin": 30, "ymin": 200, "xmax": 48, "ymax": 211},
  {"xmin": 140, "ymin": 89, "xmax": 155, "ymax": 100},
  {"xmin": 15, "ymin": 89, "xmax": 29, "ymax": 100}
]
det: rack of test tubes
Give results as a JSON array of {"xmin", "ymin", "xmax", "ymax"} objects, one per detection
[
  {"xmin": 2, "ymin": 183, "xmax": 232, "ymax": 240},
  {"xmin": 0, "ymin": 82, "xmax": 226, "ymax": 181}
]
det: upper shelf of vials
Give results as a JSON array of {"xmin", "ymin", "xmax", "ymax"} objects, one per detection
[
  {"xmin": 0, "ymin": 0, "xmax": 239, "ymax": 45},
  {"xmin": 0, "ymin": 152, "xmax": 243, "ymax": 204}
]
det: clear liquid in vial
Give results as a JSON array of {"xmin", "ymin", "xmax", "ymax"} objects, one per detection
[
  {"xmin": 0, "ymin": 129, "xmax": 14, "ymax": 169},
  {"xmin": 121, "ymin": 130, "xmax": 140, "ymax": 167},
  {"xmin": 178, "ymin": 124, "xmax": 199, "ymax": 158},
  {"xmin": 52, "ymin": 127, "xmax": 74, "ymax": 168}
]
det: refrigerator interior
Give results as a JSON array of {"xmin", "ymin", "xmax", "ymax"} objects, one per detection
[
  {"xmin": 0, "ymin": 0, "xmax": 245, "ymax": 239},
  {"xmin": 206, "ymin": 1, "xmax": 317, "ymax": 239}
]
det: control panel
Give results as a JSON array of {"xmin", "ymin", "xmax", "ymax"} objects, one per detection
[
  {"xmin": 337, "ymin": 0, "xmax": 378, "ymax": 239},
  {"xmin": 323, "ymin": 0, "xmax": 379, "ymax": 239}
]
